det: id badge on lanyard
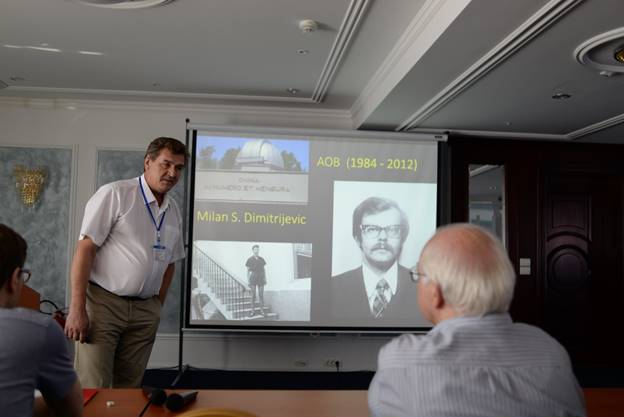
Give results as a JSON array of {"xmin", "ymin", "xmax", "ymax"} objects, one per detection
[
  {"xmin": 153, "ymin": 244, "xmax": 167, "ymax": 261},
  {"xmin": 139, "ymin": 178, "xmax": 168, "ymax": 262}
]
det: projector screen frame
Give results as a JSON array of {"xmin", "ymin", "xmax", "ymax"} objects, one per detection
[{"xmin": 182, "ymin": 124, "xmax": 447, "ymax": 334}]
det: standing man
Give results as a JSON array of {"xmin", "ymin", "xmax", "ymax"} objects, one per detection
[
  {"xmin": 368, "ymin": 224, "xmax": 586, "ymax": 417},
  {"xmin": 64, "ymin": 137, "xmax": 187, "ymax": 388},
  {"xmin": 0, "ymin": 224, "xmax": 82, "ymax": 417},
  {"xmin": 245, "ymin": 244, "xmax": 267, "ymax": 317},
  {"xmin": 331, "ymin": 197, "xmax": 416, "ymax": 321}
]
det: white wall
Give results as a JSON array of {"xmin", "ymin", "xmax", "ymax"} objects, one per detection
[{"xmin": 0, "ymin": 96, "xmax": 398, "ymax": 372}]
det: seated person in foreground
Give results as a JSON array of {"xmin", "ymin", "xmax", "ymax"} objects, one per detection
[
  {"xmin": 368, "ymin": 223, "xmax": 586, "ymax": 417},
  {"xmin": 0, "ymin": 224, "xmax": 82, "ymax": 417}
]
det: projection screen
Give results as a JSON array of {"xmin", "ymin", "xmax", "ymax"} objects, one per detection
[{"xmin": 185, "ymin": 125, "xmax": 444, "ymax": 332}]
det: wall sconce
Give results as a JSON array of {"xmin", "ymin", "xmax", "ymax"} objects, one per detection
[{"xmin": 13, "ymin": 165, "xmax": 47, "ymax": 209}]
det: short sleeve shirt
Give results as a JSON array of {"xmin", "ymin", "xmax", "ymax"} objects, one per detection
[
  {"xmin": 80, "ymin": 174, "xmax": 185, "ymax": 298},
  {"xmin": 245, "ymin": 256, "xmax": 266, "ymax": 274}
]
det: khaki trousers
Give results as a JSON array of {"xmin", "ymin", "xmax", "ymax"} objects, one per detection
[{"xmin": 75, "ymin": 283, "xmax": 161, "ymax": 388}]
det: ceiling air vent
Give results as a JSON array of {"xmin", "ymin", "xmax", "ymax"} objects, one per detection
[{"xmin": 75, "ymin": 0, "xmax": 175, "ymax": 9}]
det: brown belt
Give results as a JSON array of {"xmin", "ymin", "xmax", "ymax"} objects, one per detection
[{"xmin": 89, "ymin": 281, "xmax": 150, "ymax": 301}]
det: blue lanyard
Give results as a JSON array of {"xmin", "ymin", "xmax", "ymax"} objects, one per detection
[{"xmin": 138, "ymin": 177, "xmax": 167, "ymax": 246}]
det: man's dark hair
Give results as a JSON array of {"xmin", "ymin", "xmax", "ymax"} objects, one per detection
[
  {"xmin": 352, "ymin": 197, "xmax": 409, "ymax": 243},
  {"xmin": 145, "ymin": 137, "xmax": 188, "ymax": 164},
  {"xmin": 0, "ymin": 224, "xmax": 27, "ymax": 288},
  {"xmin": 252, "ymin": 245, "xmax": 260, "ymax": 250}
]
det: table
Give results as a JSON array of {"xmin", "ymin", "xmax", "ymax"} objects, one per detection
[
  {"xmin": 584, "ymin": 388, "xmax": 624, "ymax": 417},
  {"xmin": 84, "ymin": 389, "xmax": 370, "ymax": 417},
  {"xmin": 84, "ymin": 388, "xmax": 624, "ymax": 417}
]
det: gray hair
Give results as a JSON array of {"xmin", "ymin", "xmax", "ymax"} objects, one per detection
[
  {"xmin": 420, "ymin": 223, "xmax": 515, "ymax": 316},
  {"xmin": 144, "ymin": 137, "xmax": 188, "ymax": 164}
]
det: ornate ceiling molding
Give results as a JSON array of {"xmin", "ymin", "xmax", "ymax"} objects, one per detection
[
  {"xmin": 311, "ymin": 0, "xmax": 371, "ymax": 103},
  {"xmin": 396, "ymin": 0, "xmax": 583, "ymax": 132},
  {"xmin": 567, "ymin": 111, "xmax": 624, "ymax": 140},
  {"xmin": 350, "ymin": 0, "xmax": 472, "ymax": 128},
  {"xmin": 5, "ymin": 0, "xmax": 369, "ymax": 106}
]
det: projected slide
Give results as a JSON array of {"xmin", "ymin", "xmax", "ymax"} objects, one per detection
[
  {"xmin": 188, "ymin": 130, "xmax": 438, "ymax": 330},
  {"xmin": 194, "ymin": 137, "xmax": 309, "ymax": 204}
]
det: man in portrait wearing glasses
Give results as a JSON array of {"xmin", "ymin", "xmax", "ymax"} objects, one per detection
[
  {"xmin": 64, "ymin": 137, "xmax": 187, "ymax": 388},
  {"xmin": 331, "ymin": 196, "xmax": 416, "ymax": 321},
  {"xmin": 0, "ymin": 224, "xmax": 83, "ymax": 417}
]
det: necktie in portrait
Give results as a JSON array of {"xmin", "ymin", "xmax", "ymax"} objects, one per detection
[{"xmin": 372, "ymin": 278, "xmax": 390, "ymax": 318}]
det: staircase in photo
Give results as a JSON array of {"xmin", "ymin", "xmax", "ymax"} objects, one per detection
[{"xmin": 193, "ymin": 244, "xmax": 278, "ymax": 320}]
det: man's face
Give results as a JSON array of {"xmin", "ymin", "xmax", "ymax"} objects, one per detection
[
  {"xmin": 358, "ymin": 208, "xmax": 404, "ymax": 272},
  {"xmin": 144, "ymin": 148, "xmax": 185, "ymax": 196},
  {"xmin": 253, "ymin": 247, "xmax": 259, "ymax": 256}
]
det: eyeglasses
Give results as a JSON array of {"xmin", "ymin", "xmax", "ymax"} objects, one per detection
[
  {"xmin": 409, "ymin": 264, "xmax": 427, "ymax": 283},
  {"xmin": 360, "ymin": 224, "xmax": 402, "ymax": 239},
  {"xmin": 19, "ymin": 268, "xmax": 32, "ymax": 283}
]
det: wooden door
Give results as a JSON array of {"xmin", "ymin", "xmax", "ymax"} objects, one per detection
[{"xmin": 542, "ymin": 173, "xmax": 623, "ymax": 366}]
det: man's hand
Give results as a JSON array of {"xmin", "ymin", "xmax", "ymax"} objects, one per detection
[
  {"xmin": 66, "ymin": 237, "xmax": 96, "ymax": 343},
  {"xmin": 64, "ymin": 308, "xmax": 89, "ymax": 343}
]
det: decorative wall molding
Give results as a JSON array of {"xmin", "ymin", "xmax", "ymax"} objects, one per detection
[
  {"xmin": 66, "ymin": 144, "xmax": 79, "ymax": 302},
  {"xmin": 350, "ymin": 0, "xmax": 472, "ymax": 128},
  {"xmin": 4, "ymin": 86, "xmax": 316, "ymax": 104},
  {"xmin": 397, "ymin": 0, "xmax": 584, "ymax": 131},
  {"xmin": 311, "ymin": 0, "xmax": 371, "ymax": 103},
  {"xmin": 0, "ymin": 145, "xmax": 73, "ymax": 308},
  {"xmin": 0, "ymin": 96, "xmax": 351, "ymax": 122}
]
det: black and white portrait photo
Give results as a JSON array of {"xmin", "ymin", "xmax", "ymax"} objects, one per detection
[{"xmin": 330, "ymin": 181, "xmax": 436, "ymax": 323}]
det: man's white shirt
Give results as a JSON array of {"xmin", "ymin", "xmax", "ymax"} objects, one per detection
[{"xmin": 79, "ymin": 174, "xmax": 185, "ymax": 298}]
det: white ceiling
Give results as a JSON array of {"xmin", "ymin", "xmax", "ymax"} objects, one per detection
[{"xmin": 2, "ymin": 0, "xmax": 624, "ymax": 142}]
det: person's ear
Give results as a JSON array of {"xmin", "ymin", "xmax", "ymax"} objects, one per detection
[
  {"xmin": 6, "ymin": 267, "xmax": 21, "ymax": 293},
  {"xmin": 430, "ymin": 281, "xmax": 445, "ymax": 310},
  {"xmin": 144, "ymin": 155, "xmax": 151, "ymax": 171}
]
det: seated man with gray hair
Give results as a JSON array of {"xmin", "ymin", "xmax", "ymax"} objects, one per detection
[{"xmin": 368, "ymin": 223, "xmax": 586, "ymax": 417}]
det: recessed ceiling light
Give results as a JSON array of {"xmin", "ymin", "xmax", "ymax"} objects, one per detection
[
  {"xmin": 286, "ymin": 88, "xmax": 299, "ymax": 95},
  {"xmin": 552, "ymin": 93, "xmax": 571, "ymax": 100},
  {"xmin": 27, "ymin": 46, "xmax": 61, "ymax": 52},
  {"xmin": 3, "ymin": 44, "xmax": 61, "ymax": 52},
  {"xmin": 78, "ymin": 50, "xmax": 104, "ymax": 56},
  {"xmin": 75, "ymin": 0, "xmax": 175, "ymax": 9},
  {"xmin": 575, "ymin": 28, "xmax": 624, "ymax": 74},
  {"xmin": 296, "ymin": 49, "xmax": 309, "ymax": 55}
]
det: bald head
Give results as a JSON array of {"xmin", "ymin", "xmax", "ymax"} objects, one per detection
[{"xmin": 419, "ymin": 223, "xmax": 515, "ymax": 317}]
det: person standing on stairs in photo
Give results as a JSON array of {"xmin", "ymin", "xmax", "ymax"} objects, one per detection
[{"xmin": 245, "ymin": 244, "xmax": 267, "ymax": 317}]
